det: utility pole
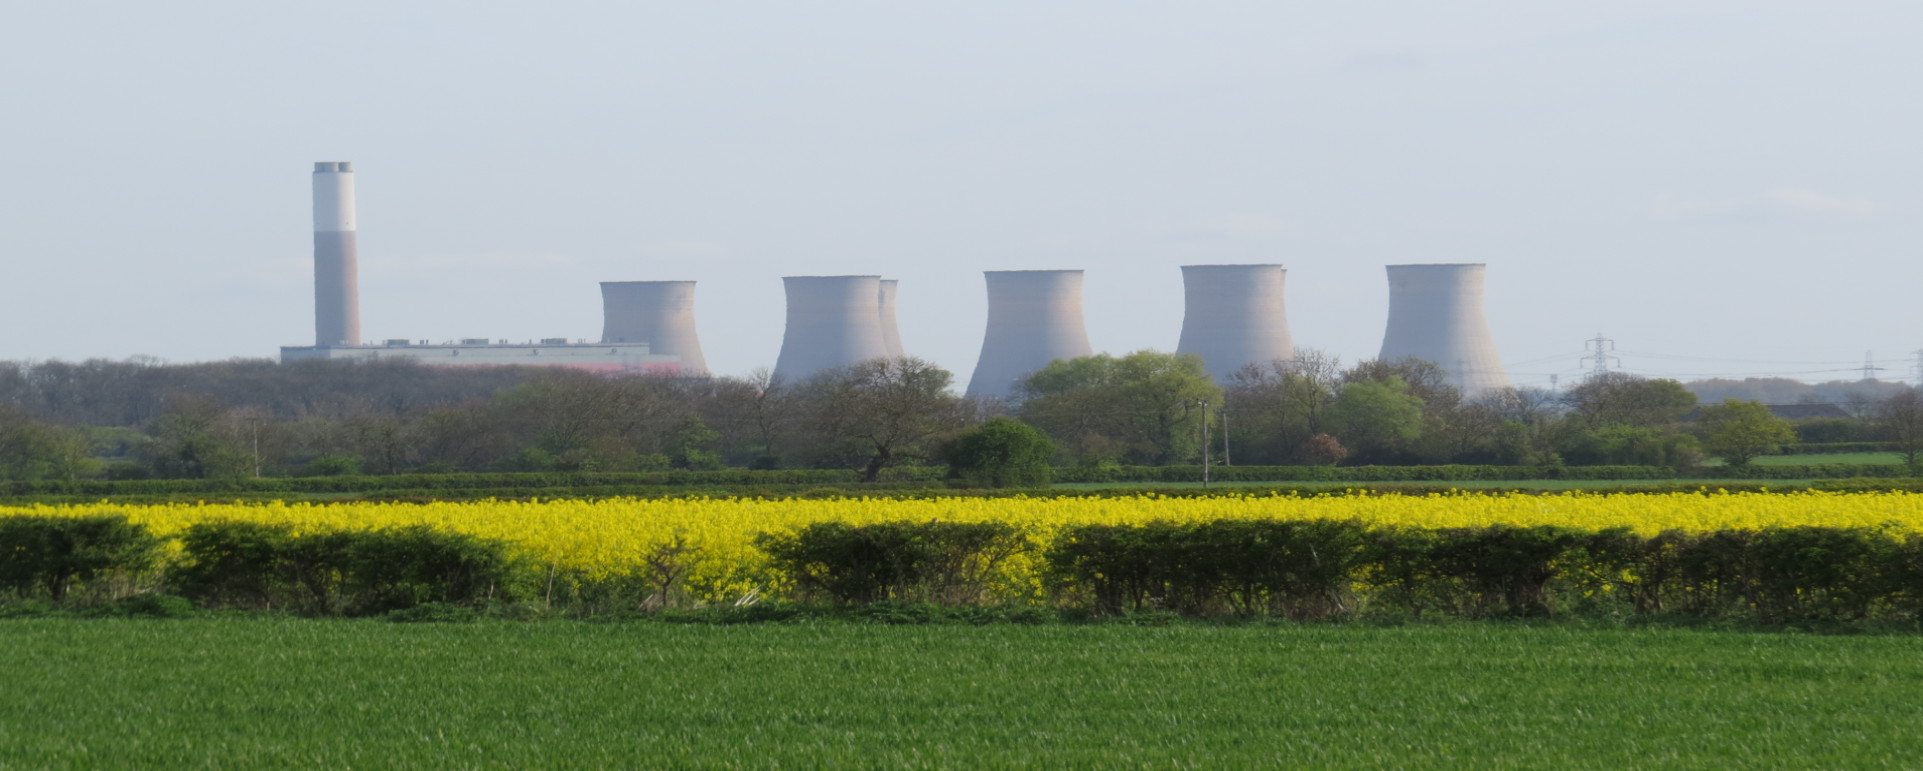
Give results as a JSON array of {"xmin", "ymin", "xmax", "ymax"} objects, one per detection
[
  {"xmin": 1196, "ymin": 398, "xmax": 1210, "ymax": 489},
  {"xmin": 1912, "ymin": 350, "xmax": 1923, "ymax": 386},
  {"xmin": 1581, "ymin": 333, "xmax": 1618, "ymax": 381},
  {"xmin": 1861, "ymin": 351, "xmax": 1884, "ymax": 381},
  {"xmin": 1220, "ymin": 407, "xmax": 1231, "ymax": 467}
]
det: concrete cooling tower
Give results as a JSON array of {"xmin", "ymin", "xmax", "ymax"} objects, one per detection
[
  {"xmin": 599, "ymin": 281, "xmax": 708, "ymax": 375},
  {"xmin": 878, "ymin": 279, "xmax": 905, "ymax": 359},
  {"xmin": 965, "ymin": 270, "xmax": 1094, "ymax": 399},
  {"xmin": 1174, "ymin": 264, "xmax": 1295, "ymax": 382},
  {"xmin": 312, "ymin": 162, "xmax": 359, "ymax": 346},
  {"xmin": 772, "ymin": 275, "xmax": 891, "ymax": 381},
  {"xmin": 1377, "ymin": 263, "xmax": 1511, "ymax": 396}
]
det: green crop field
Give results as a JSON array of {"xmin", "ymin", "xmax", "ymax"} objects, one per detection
[
  {"xmin": 2, "ymin": 619, "xmax": 1919, "ymax": 769},
  {"xmin": 1707, "ymin": 452, "xmax": 1906, "ymax": 466}
]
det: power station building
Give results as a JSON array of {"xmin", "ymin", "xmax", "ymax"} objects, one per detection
[
  {"xmin": 280, "ymin": 162, "xmax": 685, "ymax": 374},
  {"xmin": 966, "ymin": 269, "xmax": 1093, "ymax": 399},
  {"xmin": 1376, "ymin": 263, "xmax": 1511, "ymax": 395},
  {"xmin": 1174, "ymin": 264, "xmax": 1295, "ymax": 382}
]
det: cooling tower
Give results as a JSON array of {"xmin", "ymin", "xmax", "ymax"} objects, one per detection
[
  {"xmin": 1377, "ymin": 263, "xmax": 1511, "ymax": 395},
  {"xmin": 312, "ymin": 162, "xmax": 360, "ymax": 346},
  {"xmin": 599, "ymin": 281, "xmax": 708, "ymax": 375},
  {"xmin": 1174, "ymin": 264, "xmax": 1295, "ymax": 382},
  {"xmin": 772, "ymin": 275, "xmax": 891, "ymax": 381},
  {"xmin": 877, "ymin": 279, "xmax": 905, "ymax": 359},
  {"xmin": 965, "ymin": 270, "xmax": 1094, "ymax": 399}
]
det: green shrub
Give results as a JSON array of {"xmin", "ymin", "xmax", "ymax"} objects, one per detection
[
  {"xmin": 0, "ymin": 515, "xmax": 160, "ymax": 602},
  {"xmin": 945, "ymin": 418, "xmax": 1055, "ymax": 488},
  {"xmin": 757, "ymin": 521, "xmax": 1028, "ymax": 606}
]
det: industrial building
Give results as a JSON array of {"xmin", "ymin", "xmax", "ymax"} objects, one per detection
[
  {"xmin": 1174, "ymin": 264, "xmax": 1295, "ymax": 382},
  {"xmin": 772, "ymin": 275, "xmax": 893, "ymax": 381},
  {"xmin": 1377, "ymin": 263, "xmax": 1511, "ymax": 396},
  {"xmin": 966, "ymin": 269, "xmax": 1093, "ymax": 399}
]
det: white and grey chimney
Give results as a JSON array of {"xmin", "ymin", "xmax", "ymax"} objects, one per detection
[{"xmin": 312, "ymin": 162, "xmax": 360, "ymax": 347}]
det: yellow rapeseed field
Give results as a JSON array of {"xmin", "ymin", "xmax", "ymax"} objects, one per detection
[{"xmin": 6, "ymin": 491, "xmax": 1920, "ymax": 601}]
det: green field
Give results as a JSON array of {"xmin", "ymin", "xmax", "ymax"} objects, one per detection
[
  {"xmin": 2, "ymin": 619, "xmax": 1920, "ymax": 769},
  {"xmin": 1707, "ymin": 452, "xmax": 1906, "ymax": 466}
]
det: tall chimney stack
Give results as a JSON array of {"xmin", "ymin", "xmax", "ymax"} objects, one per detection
[
  {"xmin": 312, "ymin": 162, "xmax": 360, "ymax": 347},
  {"xmin": 965, "ymin": 269, "xmax": 1093, "ymax": 399},
  {"xmin": 1377, "ymin": 263, "xmax": 1511, "ymax": 396},
  {"xmin": 878, "ymin": 279, "xmax": 905, "ymax": 360},
  {"xmin": 1175, "ymin": 264, "xmax": 1294, "ymax": 382},
  {"xmin": 599, "ymin": 281, "xmax": 708, "ymax": 375},
  {"xmin": 772, "ymin": 275, "xmax": 891, "ymax": 381}
]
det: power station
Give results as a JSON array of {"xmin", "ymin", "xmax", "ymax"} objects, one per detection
[
  {"xmin": 772, "ymin": 275, "xmax": 892, "ymax": 382},
  {"xmin": 1377, "ymin": 263, "xmax": 1511, "ymax": 396},
  {"xmin": 966, "ymin": 270, "xmax": 1094, "ymax": 399},
  {"xmin": 279, "ymin": 163, "xmax": 1525, "ymax": 391},
  {"xmin": 1175, "ymin": 264, "xmax": 1295, "ymax": 382},
  {"xmin": 282, "ymin": 162, "xmax": 685, "ymax": 374}
]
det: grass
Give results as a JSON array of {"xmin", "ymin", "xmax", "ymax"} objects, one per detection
[{"xmin": 2, "ymin": 618, "xmax": 1921, "ymax": 769}]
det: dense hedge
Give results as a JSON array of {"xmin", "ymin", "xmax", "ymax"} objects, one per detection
[
  {"xmin": 802, "ymin": 519, "xmax": 1923, "ymax": 622},
  {"xmin": 0, "ymin": 462, "xmax": 1911, "ymax": 500},
  {"xmin": 0, "ymin": 467, "xmax": 947, "ymax": 497},
  {"xmin": 10, "ymin": 514, "xmax": 1923, "ymax": 622},
  {"xmin": 168, "ymin": 522, "xmax": 520, "ymax": 614}
]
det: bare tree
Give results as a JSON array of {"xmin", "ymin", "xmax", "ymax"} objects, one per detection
[
  {"xmin": 796, "ymin": 357, "xmax": 969, "ymax": 481},
  {"xmin": 1874, "ymin": 388, "xmax": 1923, "ymax": 469}
]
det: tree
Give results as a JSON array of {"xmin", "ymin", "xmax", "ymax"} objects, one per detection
[
  {"xmin": 0, "ymin": 408, "xmax": 100, "ymax": 481},
  {"xmin": 1327, "ymin": 376, "xmax": 1425, "ymax": 461},
  {"xmin": 1698, "ymin": 399, "xmax": 1797, "ymax": 466},
  {"xmin": 944, "ymin": 418, "xmax": 1056, "ymax": 488},
  {"xmin": 1874, "ymin": 388, "xmax": 1923, "ymax": 470},
  {"xmin": 1562, "ymin": 373, "xmax": 1698, "ymax": 428},
  {"xmin": 1299, "ymin": 434, "xmax": 1347, "ymax": 466},
  {"xmin": 1017, "ymin": 351, "xmax": 1221, "ymax": 466},
  {"xmin": 1222, "ymin": 350, "xmax": 1343, "ymax": 465},
  {"xmin": 796, "ymin": 357, "xmax": 969, "ymax": 481}
]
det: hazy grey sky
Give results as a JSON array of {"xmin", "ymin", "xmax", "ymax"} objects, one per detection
[{"xmin": 3, "ymin": 1, "xmax": 1917, "ymax": 386}]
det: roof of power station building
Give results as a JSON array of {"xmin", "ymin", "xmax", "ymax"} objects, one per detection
[{"xmin": 281, "ymin": 340, "xmax": 683, "ymax": 374}]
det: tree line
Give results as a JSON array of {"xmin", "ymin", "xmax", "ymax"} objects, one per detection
[{"xmin": 0, "ymin": 353, "xmax": 1918, "ymax": 481}]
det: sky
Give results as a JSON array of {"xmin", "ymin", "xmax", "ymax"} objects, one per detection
[{"xmin": 2, "ymin": 1, "xmax": 1918, "ymax": 387}]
